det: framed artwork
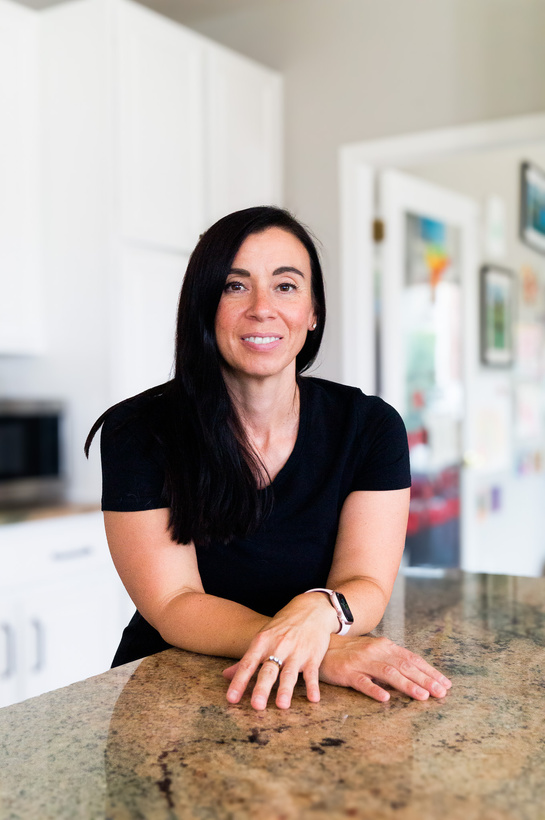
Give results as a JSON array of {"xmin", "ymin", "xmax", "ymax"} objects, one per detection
[
  {"xmin": 480, "ymin": 265, "xmax": 514, "ymax": 367},
  {"xmin": 520, "ymin": 162, "xmax": 545, "ymax": 254},
  {"xmin": 403, "ymin": 213, "xmax": 462, "ymax": 434}
]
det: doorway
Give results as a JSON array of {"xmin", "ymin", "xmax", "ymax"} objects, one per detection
[{"xmin": 340, "ymin": 113, "xmax": 545, "ymax": 577}]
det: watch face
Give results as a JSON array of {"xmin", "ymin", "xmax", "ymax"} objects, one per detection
[{"xmin": 336, "ymin": 592, "xmax": 354, "ymax": 624}]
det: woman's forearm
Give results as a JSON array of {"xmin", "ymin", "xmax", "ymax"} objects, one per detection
[
  {"xmin": 150, "ymin": 591, "xmax": 271, "ymax": 658},
  {"xmin": 153, "ymin": 577, "xmax": 386, "ymax": 661},
  {"xmin": 327, "ymin": 576, "xmax": 390, "ymax": 636}
]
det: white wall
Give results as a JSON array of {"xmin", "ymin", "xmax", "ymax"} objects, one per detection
[{"xmin": 142, "ymin": 0, "xmax": 545, "ymax": 381}]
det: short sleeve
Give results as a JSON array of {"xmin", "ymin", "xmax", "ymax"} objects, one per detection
[
  {"xmin": 351, "ymin": 396, "xmax": 411, "ymax": 491},
  {"xmin": 100, "ymin": 402, "xmax": 169, "ymax": 512}
]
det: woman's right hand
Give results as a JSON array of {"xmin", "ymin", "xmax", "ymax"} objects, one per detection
[
  {"xmin": 223, "ymin": 592, "xmax": 340, "ymax": 711},
  {"xmin": 319, "ymin": 634, "xmax": 452, "ymax": 702}
]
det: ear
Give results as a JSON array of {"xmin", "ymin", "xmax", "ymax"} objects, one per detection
[{"xmin": 309, "ymin": 316, "xmax": 317, "ymax": 331}]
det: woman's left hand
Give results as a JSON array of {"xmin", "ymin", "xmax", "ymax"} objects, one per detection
[
  {"xmin": 222, "ymin": 594, "xmax": 338, "ymax": 711},
  {"xmin": 319, "ymin": 634, "xmax": 452, "ymax": 701}
]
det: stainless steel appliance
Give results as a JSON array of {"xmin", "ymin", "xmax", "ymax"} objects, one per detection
[{"xmin": 0, "ymin": 401, "xmax": 64, "ymax": 507}]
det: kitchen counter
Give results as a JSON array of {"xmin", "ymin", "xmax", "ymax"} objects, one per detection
[
  {"xmin": 0, "ymin": 571, "xmax": 544, "ymax": 820},
  {"xmin": 0, "ymin": 503, "xmax": 100, "ymax": 526}
]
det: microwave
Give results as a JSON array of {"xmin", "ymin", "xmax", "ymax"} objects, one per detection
[{"xmin": 0, "ymin": 400, "xmax": 65, "ymax": 507}]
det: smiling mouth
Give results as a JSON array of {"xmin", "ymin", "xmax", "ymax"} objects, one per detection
[{"xmin": 242, "ymin": 335, "xmax": 281, "ymax": 345}]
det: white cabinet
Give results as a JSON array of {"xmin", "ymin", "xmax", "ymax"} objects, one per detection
[
  {"xmin": 114, "ymin": 0, "xmax": 284, "ymax": 253},
  {"xmin": 205, "ymin": 44, "xmax": 283, "ymax": 225},
  {"xmin": 0, "ymin": 512, "xmax": 132, "ymax": 708},
  {"xmin": 21, "ymin": 571, "xmax": 120, "ymax": 700},
  {"xmin": 0, "ymin": 0, "xmax": 44, "ymax": 354},
  {"xmin": 0, "ymin": 594, "xmax": 19, "ymax": 708},
  {"xmin": 0, "ymin": 0, "xmax": 282, "ymax": 499},
  {"xmin": 116, "ymin": 0, "xmax": 206, "ymax": 252},
  {"xmin": 109, "ymin": 0, "xmax": 282, "ymax": 399},
  {"xmin": 111, "ymin": 245, "xmax": 189, "ymax": 402}
]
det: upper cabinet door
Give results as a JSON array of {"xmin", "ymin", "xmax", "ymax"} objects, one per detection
[
  {"xmin": 110, "ymin": 244, "xmax": 188, "ymax": 404},
  {"xmin": 0, "ymin": 1, "xmax": 43, "ymax": 355},
  {"xmin": 116, "ymin": 0, "xmax": 206, "ymax": 252},
  {"xmin": 205, "ymin": 45, "xmax": 283, "ymax": 225}
]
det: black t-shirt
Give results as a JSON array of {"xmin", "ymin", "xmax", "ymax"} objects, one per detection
[{"xmin": 101, "ymin": 376, "xmax": 410, "ymax": 666}]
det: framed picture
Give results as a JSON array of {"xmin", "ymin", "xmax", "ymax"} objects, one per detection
[
  {"xmin": 480, "ymin": 265, "xmax": 514, "ymax": 367},
  {"xmin": 520, "ymin": 162, "xmax": 545, "ymax": 254}
]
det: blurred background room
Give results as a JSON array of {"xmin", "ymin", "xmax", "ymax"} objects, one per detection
[{"xmin": 2, "ymin": 0, "xmax": 545, "ymax": 706}]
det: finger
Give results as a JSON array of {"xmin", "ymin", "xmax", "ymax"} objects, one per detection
[
  {"xmin": 226, "ymin": 651, "xmax": 263, "ymax": 703},
  {"xmin": 222, "ymin": 663, "xmax": 239, "ymax": 681},
  {"xmin": 397, "ymin": 661, "xmax": 448, "ymax": 698},
  {"xmin": 377, "ymin": 639, "xmax": 452, "ymax": 690},
  {"xmin": 275, "ymin": 666, "xmax": 300, "ymax": 710},
  {"xmin": 302, "ymin": 665, "xmax": 320, "ymax": 704},
  {"xmin": 403, "ymin": 651, "xmax": 452, "ymax": 687},
  {"xmin": 373, "ymin": 662, "xmax": 431, "ymax": 701},
  {"xmin": 352, "ymin": 674, "xmax": 390, "ymax": 703},
  {"xmin": 396, "ymin": 650, "xmax": 451, "ymax": 696},
  {"xmin": 251, "ymin": 659, "xmax": 282, "ymax": 711}
]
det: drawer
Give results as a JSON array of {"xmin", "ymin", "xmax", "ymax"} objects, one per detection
[{"xmin": 0, "ymin": 512, "xmax": 111, "ymax": 587}]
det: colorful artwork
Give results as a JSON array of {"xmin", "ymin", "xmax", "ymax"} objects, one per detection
[
  {"xmin": 516, "ymin": 449, "xmax": 543, "ymax": 475},
  {"xmin": 403, "ymin": 214, "xmax": 462, "ymax": 447},
  {"xmin": 516, "ymin": 323, "xmax": 544, "ymax": 380},
  {"xmin": 402, "ymin": 213, "xmax": 462, "ymax": 570},
  {"xmin": 515, "ymin": 383, "xmax": 542, "ymax": 440},
  {"xmin": 405, "ymin": 330, "xmax": 435, "ymax": 433},
  {"xmin": 520, "ymin": 264, "xmax": 540, "ymax": 306},
  {"xmin": 474, "ymin": 403, "xmax": 511, "ymax": 473},
  {"xmin": 480, "ymin": 266, "xmax": 514, "ymax": 367},
  {"xmin": 520, "ymin": 162, "xmax": 545, "ymax": 254},
  {"xmin": 476, "ymin": 485, "xmax": 504, "ymax": 521},
  {"xmin": 484, "ymin": 195, "xmax": 507, "ymax": 259},
  {"xmin": 405, "ymin": 214, "xmax": 459, "ymax": 293}
]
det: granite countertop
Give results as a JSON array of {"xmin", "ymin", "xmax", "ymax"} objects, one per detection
[
  {"xmin": 0, "ymin": 503, "xmax": 100, "ymax": 526},
  {"xmin": 1, "ymin": 571, "xmax": 544, "ymax": 820}
]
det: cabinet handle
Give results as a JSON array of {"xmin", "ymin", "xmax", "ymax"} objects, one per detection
[
  {"xmin": 1, "ymin": 623, "xmax": 15, "ymax": 680},
  {"xmin": 30, "ymin": 619, "xmax": 45, "ymax": 673},
  {"xmin": 51, "ymin": 545, "xmax": 93, "ymax": 561}
]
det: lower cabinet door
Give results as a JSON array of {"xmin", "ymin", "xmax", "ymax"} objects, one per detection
[{"xmin": 22, "ymin": 569, "xmax": 122, "ymax": 701}]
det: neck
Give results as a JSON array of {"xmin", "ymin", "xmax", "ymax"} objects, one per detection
[{"xmin": 221, "ymin": 368, "xmax": 300, "ymax": 440}]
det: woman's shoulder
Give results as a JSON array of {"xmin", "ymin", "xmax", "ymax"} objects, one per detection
[
  {"xmin": 101, "ymin": 383, "xmax": 172, "ymax": 449},
  {"xmin": 301, "ymin": 376, "xmax": 406, "ymax": 445},
  {"xmin": 100, "ymin": 385, "xmax": 172, "ymax": 511},
  {"xmin": 301, "ymin": 375, "xmax": 396, "ymax": 415}
]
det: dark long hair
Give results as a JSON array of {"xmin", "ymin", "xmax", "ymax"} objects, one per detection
[{"xmin": 86, "ymin": 206, "xmax": 326, "ymax": 545}]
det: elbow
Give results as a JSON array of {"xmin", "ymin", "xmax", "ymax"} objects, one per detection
[
  {"xmin": 332, "ymin": 575, "xmax": 390, "ymax": 617},
  {"xmin": 142, "ymin": 588, "xmax": 201, "ymax": 648},
  {"xmin": 337, "ymin": 574, "xmax": 388, "ymax": 600}
]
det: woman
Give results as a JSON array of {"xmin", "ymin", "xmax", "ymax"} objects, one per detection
[{"xmin": 86, "ymin": 206, "xmax": 451, "ymax": 711}]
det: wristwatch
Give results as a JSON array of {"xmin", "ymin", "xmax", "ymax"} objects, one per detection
[{"xmin": 304, "ymin": 588, "xmax": 354, "ymax": 635}]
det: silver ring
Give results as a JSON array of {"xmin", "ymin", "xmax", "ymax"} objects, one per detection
[{"xmin": 265, "ymin": 655, "xmax": 283, "ymax": 670}]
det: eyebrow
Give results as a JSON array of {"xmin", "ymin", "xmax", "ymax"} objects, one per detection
[{"xmin": 229, "ymin": 266, "xmax": 306, "ymax": 278}]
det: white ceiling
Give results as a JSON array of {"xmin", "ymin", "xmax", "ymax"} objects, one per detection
[{"xmin": 15, "ymin": 0, "xmax": 273, "ymax": 19}]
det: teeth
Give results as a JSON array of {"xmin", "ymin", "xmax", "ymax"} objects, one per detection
[{"xmin": 244, "ymin": 336, "xmax": 280, "ymax": 344}]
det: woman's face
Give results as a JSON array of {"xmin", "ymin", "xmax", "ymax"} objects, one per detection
[{"xmin": 215, "ymin": 227, "xmax": 317, "ymax": 383}]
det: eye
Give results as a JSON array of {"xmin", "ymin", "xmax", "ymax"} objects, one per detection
[
  {"xmin": 276, "ymin": 282, "xmax": 297, "ymax": 293},
  {"xmin": 224, "ymin": 280, "xmax": 247, "ymax": 292}
]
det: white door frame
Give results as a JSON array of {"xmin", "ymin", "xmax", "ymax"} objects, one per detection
[{"xmin": 339, "ymin": 112, "xmax": 545, "ymax": 394}]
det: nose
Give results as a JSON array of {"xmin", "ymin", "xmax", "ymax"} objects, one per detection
[{"xmin": 246, "ymin": 285, "xmax": 277, "ymax": 321}]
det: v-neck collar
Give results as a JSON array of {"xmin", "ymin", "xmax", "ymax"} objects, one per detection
[{"xmin": 266, "ymin": 375, "xmax": 309, "ymax": 489}]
